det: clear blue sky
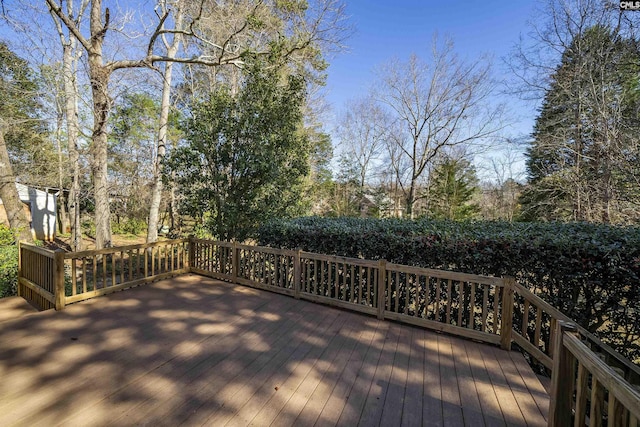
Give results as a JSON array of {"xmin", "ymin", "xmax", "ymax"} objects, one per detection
[{"xmin": 324, "ymin": 0, "xmax": 539, "ymax": 146}]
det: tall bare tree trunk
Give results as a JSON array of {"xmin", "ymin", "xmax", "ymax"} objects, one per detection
[
  {"xmin": 88, "ymin": 33, "xmax": 112, "ymax": 249},
  {"xmin": 147, "ymin": 8, "xmax": 182, "ymax": 243},
  {"xmin": 54, "ymin": 110, "xmax": 70, "ymax": 234},
  {"xmin": 0, "ymin": 129, "xmax": 33, "ymax": 243},
  {"xmin": 89, "ymin": 65, "xmax": 112, "ymax": 249},
  {"xmin": 147, "ymin": 60, "xmax": 175, "ymax": 243},
  {"xmin": 62, "ymin": 40, "xmax": 84, "ymax": 251}
]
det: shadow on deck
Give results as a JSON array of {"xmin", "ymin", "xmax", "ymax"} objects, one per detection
[{"xmin": 0, "ymin": 274, "xmax": 549, "ymax": 426}]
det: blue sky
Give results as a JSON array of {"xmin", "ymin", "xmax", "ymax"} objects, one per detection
[{"xmin": 324, "ymin": 0, "xmax": 541, "ymax": 176}]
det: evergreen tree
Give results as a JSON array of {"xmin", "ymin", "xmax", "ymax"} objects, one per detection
[
  {"xmin": 521, "ymin": 25, "xmax": 640, "ymax": 223},
  {"xmin": 166, "ymin": 61, "xmax": 310, "ymax": 241},
  {"xmin": 426, "ymin": 156, "xmax": 479, "ymax": 221}
]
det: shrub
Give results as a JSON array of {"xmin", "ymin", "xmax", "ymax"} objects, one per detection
[
  {"xmin": 112, "ymin": 218, "xmax": 147, "ymax": 236},
  {"xmin": 0, "ymin": 224, "xmax": 18, "ymax": 298},
  {"xmin": 257, "ymin": 217, "xmax": 640, "ymax": 362}
]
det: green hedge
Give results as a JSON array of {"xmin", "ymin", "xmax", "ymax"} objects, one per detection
[
  {"xmin": 257, "ymin": 217, "xmax": 640, "ymax": 363},
  {"xmin": 0, "ymin": 224, "xmax": 18, "ymax": 298}
]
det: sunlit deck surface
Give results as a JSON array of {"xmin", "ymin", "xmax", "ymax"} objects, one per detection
[{"xmin": 0, "ymin": 275, "xmax": 549, "ymax": 426}]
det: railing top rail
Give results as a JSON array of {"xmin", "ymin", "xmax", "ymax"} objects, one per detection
[
  {"xmin": 513, "ymin": 282, "xmax": 571, "ymax": 322},
  {"xmin": 190, "ymin": 238, "xmax": 233, "ymax": 247},
  {"xmin": 563, "ymin": 332, "xmax": 640, "ymax": 420},
  {"xmin": 300, "ymin": 251, "xmax": 379, "ymax": 268},
  {"xmin": 385, "ymin": 261, "xmax": 506, "ymax": 286},
  {"xmin": 238, "ymin": 244, "xmax": 298, "ymax": 257},
  {"xmin": 19, "ymin": 242, "xmax": 56, "ymax": 258},
  {"xmin": 64, "ymin": 238, "xmax": 189, "ymax": 259}
]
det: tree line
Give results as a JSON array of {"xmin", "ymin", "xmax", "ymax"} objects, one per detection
[
  {"xmin": 0, "ymin": 0, "xmax": 349, "ymax": 247},
  {"xmin": 0, "ymin": 0, "xmax": 639, "ymax": 249}
]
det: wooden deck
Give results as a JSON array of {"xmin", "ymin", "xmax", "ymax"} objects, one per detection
[
  {"xmin": 0, "ymin": 274, "xmax": 549, "ymax": 426},
  {"xmin": 0, "ymin": 296, "xmax": 38, "ymax": 323}
]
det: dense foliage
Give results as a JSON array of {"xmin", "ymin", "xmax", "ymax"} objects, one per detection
[
  {"xmin": 0, "ymin": 224, "xmax": 18, "ymax": 298},
  {"xmin": 0, "ymin": 41, "xmax": 54, "ymax": 185},
  {"xmin": 258, "ymin": 217, "xmax": 640, "ymax": 362},
  {"xmin": 166, "ymin": 61, "xmax": 310, "ymax": 241}
]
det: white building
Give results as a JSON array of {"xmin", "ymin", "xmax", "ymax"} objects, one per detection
[{"xmin": 0, "ymin": 183, "xmax": 58, "ymax": 241}]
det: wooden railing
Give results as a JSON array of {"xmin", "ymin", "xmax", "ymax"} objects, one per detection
[
  {"xmin": 19, "ymin": 239, "xmax": 189, "ymax": 309},
  {"xmin": 190, "ymin": 242, "xmax": 513, "ymax": 348},
  {"xmin": 512, "ymin": 282, "xmax": 640, "ymax": 385},
  {"xmin": 550, "ymin": 322, "xmax": 640, "ymax": 427},
  {"xmin": 382, "ymin": 262, "xmax": 512, "ymax": 347},
  {"xmin": 63, "ymin": 239, "xmax": 189, "ymax": 307},
  {"xmin": 18, "ymin": 243, "xmax": 60, "ymax": 310},
  {"xmin": 17, "ymin": 238, "xmax": 640, "ymax": 426}
]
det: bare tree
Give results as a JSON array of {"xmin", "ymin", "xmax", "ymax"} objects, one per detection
[
  {"xmin": 0, "ymin": 130, "xmax": 32, "ymax": 242},
  {"xmin": 336, "ymin": 96, "xmax": 389, "ymax": 213},
  {"xmin": 374, "ymin": 36, "xmax": 504, "ymax": 218},
  {"xmin": 147, "ymin": 1, "xmax": 183, "ymax": 244},
  {"xmin": 48, "ymin": 0, "xmax": 88, "ymax": 250}
]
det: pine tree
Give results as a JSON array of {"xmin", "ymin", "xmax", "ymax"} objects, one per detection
[
  {"xmin": 520, "ymin": 25, "xmax": 640, "ymax": 223},
  {"xmin": 426, "ymin": 156, "xmax": 479, "ymax": 221}
]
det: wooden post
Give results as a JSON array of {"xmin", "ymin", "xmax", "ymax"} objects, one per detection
[
  {"xmin": 54, "ymin": 249, "xmax": 66, "ymax": 311},
  {"xmin": 17, "ymin": 242, "xmax": 22, "ymax": 297},
  {"xmin": 377, "ymin": 259, "xmax": 386, "ymax": 320},
  {"xmin": 232, "ymin": 242, "xmax": 239, "ymax": 283},
  {"xmin": 500, "ymin": 276, "xmax": 515, "ymax": 350},
  {"xmin": 548, "ymin": 321, "xmax": 578, "ymax": 427},
  {"xmin": 188, "ymin": 237, "xmax": 194, "ymax": 272},
  {"xmin": 294, "ymin": 250, "xmax": 301, "ymax": 299}
]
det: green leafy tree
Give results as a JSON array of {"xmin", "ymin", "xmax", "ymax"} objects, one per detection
[
  {"xmin": 426, "ymin": 156, "xmax": 479, "ymax": 220},
  {"xmin": 0, "ymin": 41, "xmax": 49, "ymax": 242},
  {"xmin": 166, "ymin": 62, "xmax": 310, "ymax": 241}
]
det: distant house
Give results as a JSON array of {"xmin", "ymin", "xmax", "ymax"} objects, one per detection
[
  {"xmin": 361, "ymin": 193, "xmax": 404, "ymax": 218},
  {"xmin": 0, "ymin": 183, "xmax": 58, "ymax": 241}
]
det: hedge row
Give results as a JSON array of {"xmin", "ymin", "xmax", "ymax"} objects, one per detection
[
  {"xmin": 257, "ymin": 217, "xmax": 640, "ymax": 363},
  {"xmin": 0, "ymin": 225, "xmax": 18, "ymax": 298}
]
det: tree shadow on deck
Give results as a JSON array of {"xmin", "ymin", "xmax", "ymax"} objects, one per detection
[{"xmin": 0, "ymin": 275, "xmax": 549, "ymax": 426}]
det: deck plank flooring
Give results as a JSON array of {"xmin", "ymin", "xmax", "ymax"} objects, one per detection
[{"xmin": 0, "ymin": 274, "xmax": 549, "ymax": 426}]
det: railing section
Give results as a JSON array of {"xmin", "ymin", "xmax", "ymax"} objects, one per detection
[
  {"xmin": 194, "ymin": 242, "xmax": 511, "ymax": 347},
  {"xmin": 511, "ymin": 282, "xmax": 640, "ymax": 387},
  {"xmin": 189, "ymin": 239, "xmax": 234, "ymax": 281},
  {"xmin": 299, "ymin": 252, "xmax": 380, "ymax": 317},
  {"xmin": 63, "ymin": 239, "xmax": 190, "ymax": 306},
  {"xmin": 549, "ymin": 322, "xmax": 640, "ymax": 427},
  {"xmin": 383, "ymin": 262, "xmax": 511, "ymax": 346},
  {"xmin": 18, "ymin": 243, "xmax": 58, "ymax": 310}
]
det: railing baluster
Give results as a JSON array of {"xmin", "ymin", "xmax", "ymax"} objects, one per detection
[
  {"xmin": 481, "ymin": 285, "xmax": 489, "ymax": 332},
  {"xmin": 574, "ymin": 363, "xmax": 588, "ymax": 427},
  {"xmin": 590, "ymin": 378, "xmax": 605, "ymax": 426},
  {"xmin": 457, "ymin": 281, "xmax": 464, "ymax": 327},
  {"xmin": 534, "ymin": 306, "xmax": 542, "ymax": 349},
  {"xmin": 468, "ymin": 282, "xmax": 476, "ymax": 329},
  {"xmin": 93, "ymin": 256, "xmax": 98, "ymax": 292}
]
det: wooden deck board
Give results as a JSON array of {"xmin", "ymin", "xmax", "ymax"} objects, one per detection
[
  {"xmin": 438, "ymin": 335, "xmax": 465, "ymax": 426},
  {"xmin": 0, "ymin": 274, "xmax": 550, "ymax": 426},
  {"xmin": 465, "ymin": 339, "xmax": 507, "ymax": 426},
  {"xmin": 450, "ymin": 336, "xmax": 485, "ymax": 426},
  {"xmin": 400, "ymin": 327, "xmax": 425, "ymax": 427},
  {"xmin": 0, "ymin": 296, "xmax": 38, "ymax": 323}
]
